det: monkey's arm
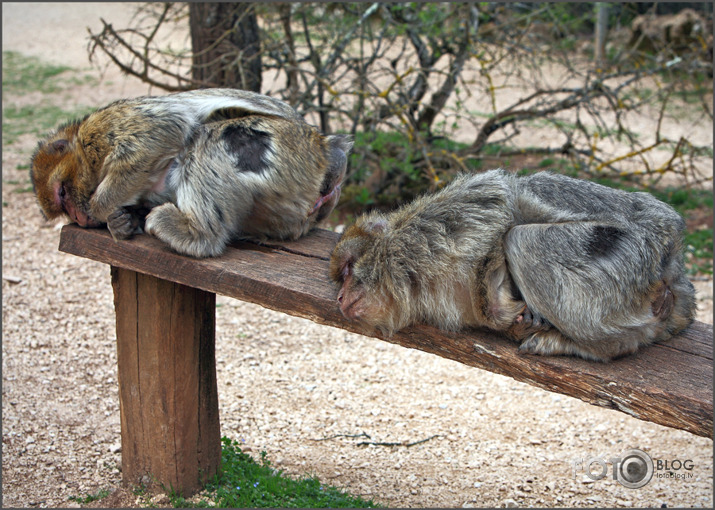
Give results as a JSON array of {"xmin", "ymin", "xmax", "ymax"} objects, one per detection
[{"xmin": 89, "ymin": 155, "xmax": 175, "ymax": 223}]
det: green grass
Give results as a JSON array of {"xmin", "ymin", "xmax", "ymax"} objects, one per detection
[
  {"xmin": 2, "ymin": 51, "xmax": 97, "ymax": 146},
  {"xmin": 68, "ymin": 489, "xmax": 110, "ymax": 504},
  {"xmin": 2, "ymin": 103, "xmax": 93, "ymax": 146},
  {"xmin": 170, "ymin": 437, "xmax": 378, "ymax": 508},
  {"xmin": 2, "ymin": 50, "xmax": 73, "ymax": 94},
  {"xmin": 2, "ymin": 50, "xmax": 97, "ymax": 94},
  {"xmin": 66, "ymin": 437, "xmax": 377, "ymax": 508}
]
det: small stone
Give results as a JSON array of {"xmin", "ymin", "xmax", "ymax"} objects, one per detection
[{"xmin": 150, "ymin": 493, "xmax": 170, "ymax": 506}]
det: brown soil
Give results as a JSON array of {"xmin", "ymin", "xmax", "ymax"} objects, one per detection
[{"xmin": 2, "ymin": 3, "xmax": 713, "ymax": 508}]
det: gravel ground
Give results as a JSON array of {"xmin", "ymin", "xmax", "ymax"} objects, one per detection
[{"xmin": 2, "ymin": 3, "xmax": 713, "ymax": 508}]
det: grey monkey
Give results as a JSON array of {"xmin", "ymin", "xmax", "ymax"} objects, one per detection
[
  {"xmin": 31, "ymin": 88, "xmax": 352, "ymax": 257},
  {"xmin": 330, "ymin": 169, "xmax": 696, "ymax": 361}
]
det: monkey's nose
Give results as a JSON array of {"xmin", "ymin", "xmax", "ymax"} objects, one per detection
[{"xmin": 337, "ymin": 290, "xmax": 344, "ymax": 304}]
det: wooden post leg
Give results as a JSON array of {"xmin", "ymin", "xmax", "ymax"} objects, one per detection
[{"xmin": 111, "ymin": 266, "xmax": 221, "ymax": 496}]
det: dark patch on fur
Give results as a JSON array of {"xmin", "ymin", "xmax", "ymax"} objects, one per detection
[
  {"xmin": 509, "ymin": 276, "xmax": 523, "ymax": 302},
  {"xmin": 213, "ymin": 203, "xmax": 225, "ymax": 224},
  {"xmin": 586, "ymin": 225, "xmax": 624, "ymax": 257},
  {"xmin": 221, "ymin": 124, "xmax": 271, "ymax": 174}
]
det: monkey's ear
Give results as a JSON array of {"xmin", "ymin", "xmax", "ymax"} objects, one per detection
[
  {"xmin": 327, "ymin": 134, "xmax": 354, "ymax": 154},
  {"xmin": 49, "ymin": 140, "xmax": 69, "ymax": 155},
  {"xmin": 363, "ymin": 217, "xmax": 389, "ymax": 234}
]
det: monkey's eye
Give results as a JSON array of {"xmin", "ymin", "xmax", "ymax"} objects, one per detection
[
  {"xmin": 341, "ymin": 259, "xmax": 353, "ymax": 280},
  {"xmin": 58, "ymin": 183, "xmax": 67, "ymax": 200}
]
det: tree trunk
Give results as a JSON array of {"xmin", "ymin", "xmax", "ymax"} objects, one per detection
[
  {"xmin": 189, "ymin": 3, "xmax": 262, "ymax": 91},
  {"xmin": 594, "ymin": 3, "xmax": 609, "ymax": 68}
]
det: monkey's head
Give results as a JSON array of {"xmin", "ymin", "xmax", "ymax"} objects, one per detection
[
  {"xmin": 330, "ymin": 213, "xmax": 412, "ymax": 334},
  {"xmin": 307, "ymin": 134, "xmax": 354, "ymax": 223},
  {"xmin": 31, "ymin": 120, "xmax": 102, "ymax": 228}
]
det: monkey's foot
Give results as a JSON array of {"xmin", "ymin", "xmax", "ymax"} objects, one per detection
[
  {"xmin": 518, "ymin": 331, "xmax": 611, "ymax": 362},
  {"xmin": 145, "ymin": 203, "xmax": 227, "ymax": 258},
  {"xmin": 507, "ymin": 305, "xmax": 551, "ymax": 341},
  {"xmin": 651, "ymin": 280, "xmax": 674, "ymax": 319}
]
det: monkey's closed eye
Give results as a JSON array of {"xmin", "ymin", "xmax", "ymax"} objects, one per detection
[{"xmin": 341, "ymin": 259, "xmax": 353, "ymax": 280}]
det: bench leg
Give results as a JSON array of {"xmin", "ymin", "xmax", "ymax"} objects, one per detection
[{"xmin": 111, "ymin": 266, "xmax": 221, "ymax": 496}]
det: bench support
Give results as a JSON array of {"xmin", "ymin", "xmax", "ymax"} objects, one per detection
[
  {"xmin": 56, "ymin": 224, "xmax": 712, "ymax": 490},
  {"xmin": 111, "ymin": 266, "xmax": 221, "ymax": 496}
]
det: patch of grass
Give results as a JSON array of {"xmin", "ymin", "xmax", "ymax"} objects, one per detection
[
  {"xmin": 12, "ymin": 185, "xmax": 34, "ymax": 194},
  {"xmin": 2, "ymin": 100, "xmax": 94, "ymax": 147},
  {"xmin": 68, "ymin": 488, "xmax": 110, "ymax": 504},
  {"xmin": 132, "ymin": 481, "xmax": 148, "ymax": 497},
  {"xmin": 684, "ymin": 228, "xmax": 713, "ymax": 275},
  {"xmin": 171, "ymin": 437, "xmax": 377, "ymax": 508},
  {"xmin": 2, "ymin": 50, "xmax": 97, "ymax": 94},
  {"xmin": 2, "ymin": 52, "xmax": 97, "ymax": 146},
  {"xmin": 2, "ymin": 50, "xmax": 72, "ymax": 94}
]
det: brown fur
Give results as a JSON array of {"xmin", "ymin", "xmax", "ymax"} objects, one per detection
[{"xmin": 31, "ymin": 88, "xmax": 352, "ymax": 257}]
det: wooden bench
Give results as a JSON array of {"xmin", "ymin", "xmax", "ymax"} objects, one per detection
[{"xmin": 58, "ymin": 223, "xmax": 713, "ymax": 496}]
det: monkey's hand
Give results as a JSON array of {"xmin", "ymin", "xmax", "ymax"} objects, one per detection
[
  {"xmin": 506, "ymin": 305, "xmax": 552, "ymax": 341},
  {"xmin": 107, "ymin": 207, "xmax": 147, "ymax": 242}
]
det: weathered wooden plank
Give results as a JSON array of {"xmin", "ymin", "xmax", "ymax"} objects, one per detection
[
  {"xmin": 64, "ymin": 225, "xmax": 713, "ymax": 438},
  {"xmin": 111, "ymin": 266, "xmax": 220, "ymax": 495}
]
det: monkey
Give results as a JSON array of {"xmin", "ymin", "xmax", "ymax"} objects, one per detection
[
  {"xmin": 330, "ymin": 169, "xmax": 696, "ymax": 361},
  {"xmin": 31, "ymin": 88, "xmax": 353, "ymax": 257}
]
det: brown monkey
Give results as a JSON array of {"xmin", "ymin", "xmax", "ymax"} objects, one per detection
[
  {"xmin": 330, "ymin": 169, "xmax": 696, "ymax": 361},
  {"xmin": 31, "ymin": 88, "xmax": 352, "ymax": 257}
]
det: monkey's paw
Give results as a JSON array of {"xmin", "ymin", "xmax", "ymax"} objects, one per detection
[
  {"xmin": 651, "ymin": 280, "xmax": 674, "ymax": 319},
  {"xmin": 107, "ymin": 208, "xmax": 142, "ymax": 242},
  {"xmin": 507, "ymin": 305, "xmax": 551, "ymax": 341},
  {"xmin": 145, "ymin": 203, "xmax": 227, "ymax": 258},
  {"xmin": 518, "ymin": 331, "xmax": 610, "ymax": 362},
  {"xmin": 518, "ymin": 333, "xmax": 564, "ymax": 357}
]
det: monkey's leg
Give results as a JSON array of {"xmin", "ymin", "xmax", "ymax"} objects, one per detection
[
  {"xmin": 504, "ymin": 222, "xmax": 683, "ymax": 361},
  {"xmin": 144, "ymin": 203, "xmax": 231, "ymax": 258}
]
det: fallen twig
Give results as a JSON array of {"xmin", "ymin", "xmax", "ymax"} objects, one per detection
[
  {"xmin": 357, "ymin": 434, "xmax": 441, "ymax": 448},
  {"xmin": 313, "ymin": 432, "xmax": 371, "ymax": 442}
]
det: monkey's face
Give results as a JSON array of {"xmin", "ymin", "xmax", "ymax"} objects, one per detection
[
  {"xmin": 330, "ymin": 217, "xmax": 398, "ymax": 332},
  {"xmin": 31, "ymin": 126, "xmax": 102, "ymax": 228}
]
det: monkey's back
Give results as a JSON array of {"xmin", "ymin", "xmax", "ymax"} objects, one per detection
[
  {"xmin": 163, "ymin": 114, "xmax": 332, "ymax": 244},
  {"xmin": 506, "ymin": 171, "xmax": 696, "ymax": 351}
]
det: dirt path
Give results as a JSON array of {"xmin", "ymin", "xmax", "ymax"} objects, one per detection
[{"xmin": 2, "ymin": 3, "xmax": 713, "ymax": 508}]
